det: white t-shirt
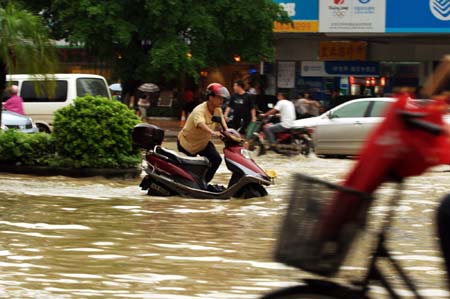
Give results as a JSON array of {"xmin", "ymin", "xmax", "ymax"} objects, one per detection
[{"xmin": 274, "ymin": 99, "xmax": 296, "ymax": 128}]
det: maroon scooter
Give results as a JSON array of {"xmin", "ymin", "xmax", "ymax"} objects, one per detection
[{"xmin": 132, "ymin": 116, "xmax": 272, "ymax": 199}]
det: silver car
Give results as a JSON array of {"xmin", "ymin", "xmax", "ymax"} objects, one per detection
[
  {"xmin": 292, "ymin": 97, "xmax": 396, "ymax": 157},
  {"xmin": 1, "ymin": 110, "xmax": 39, "ymax": 134}
]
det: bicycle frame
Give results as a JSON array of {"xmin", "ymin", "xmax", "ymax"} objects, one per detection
[
  {"xmin": 353, "ymin": 181, "xmax": 425, "ymax": 299},
  {"xmin": 269, "ymin": 181, "xmax": 427, "ymax": 299}
]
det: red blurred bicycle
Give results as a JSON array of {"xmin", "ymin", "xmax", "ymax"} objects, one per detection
[{"xmin": 261, "ymin": 92, "xmax": 450, "ymax": 299}]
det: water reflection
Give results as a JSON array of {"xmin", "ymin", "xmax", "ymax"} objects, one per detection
[{"xmin": 0, "ymin": 145, "xmax": 448, "ymax": 298}]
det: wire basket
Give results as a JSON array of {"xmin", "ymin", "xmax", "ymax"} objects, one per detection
[{"xmin": 274, "ymin": 173, "xmax": 372, "ymax": 276}]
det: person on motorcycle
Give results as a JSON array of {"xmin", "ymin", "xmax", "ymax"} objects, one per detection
[
  {"xmin": 259, "ymin": 92, "xmax": 296, "ymax": 152},
  {"xmin": 177, "ymin": 83, "xmax": 230, "ymax": 185}
]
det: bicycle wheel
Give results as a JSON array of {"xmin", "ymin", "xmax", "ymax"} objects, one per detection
[{"xmin": 261, "ymin": 283, "xmax": 368, "ymax": 299}]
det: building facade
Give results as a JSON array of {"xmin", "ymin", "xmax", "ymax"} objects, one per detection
[{"xmin": 269, "ymin": 0, "xmax": 450, "ymax": 108}]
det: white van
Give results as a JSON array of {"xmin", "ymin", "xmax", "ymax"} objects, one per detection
[{"xmin": 6, "ymin": 74, "xmax": 111, "ymax": 132}]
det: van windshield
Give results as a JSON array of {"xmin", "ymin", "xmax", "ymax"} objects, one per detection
[{"xmin": 76, "ymin": 78, "xmax": 109, "ymax": 98}]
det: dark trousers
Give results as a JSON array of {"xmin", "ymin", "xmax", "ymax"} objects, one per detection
[
  {"xmin": 177, "ymin": 140, "xmax": 222, "ymax": 183},
  {"xmin": 264, "ymin": 123, "xmax": 289, "ymax": 145},
  {"xmin": 437, "ymin": 194, "xmax": 450, "ymax": 284},
  {"xmin": 230, "ymin": 117, "xmax": 251, "ymax": 134}
]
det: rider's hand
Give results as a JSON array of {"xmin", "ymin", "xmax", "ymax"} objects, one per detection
[{"xmin": 211, "ymin": 131, "xmax": 221, "ymax": 138}]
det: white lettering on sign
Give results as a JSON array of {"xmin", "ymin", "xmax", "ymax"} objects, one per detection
[{"xmin": 279, "ymin": 2, "xmax": 296, "ymax": 17}]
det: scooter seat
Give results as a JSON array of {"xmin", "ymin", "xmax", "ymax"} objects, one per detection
[{"xmin": 154, "ymin": 146, "xmax": 210, "ymax": 166}]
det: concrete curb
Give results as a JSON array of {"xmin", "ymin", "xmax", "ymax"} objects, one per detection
[{"xmin": 0, "ymin": 164, "xmax": 142, "ymax": 179}]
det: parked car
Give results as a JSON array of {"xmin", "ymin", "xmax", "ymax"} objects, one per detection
[
  {"xmin": 1, "ymin": 110, "xmax": 39, "ymax": 134},
  {"xmin": 291, "ymin": 97, "xmax": 396, "ymax": 157},
  {"xmin": 6, "ymin": 74, "xmax": 111, "ymax": 132}
]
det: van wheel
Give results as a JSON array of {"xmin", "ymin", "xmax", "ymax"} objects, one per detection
[{"xmin": 36, "ymin": 124, "xmax": 51, "ymax": 133}]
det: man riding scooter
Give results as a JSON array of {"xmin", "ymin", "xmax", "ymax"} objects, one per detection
[
  {"xmin": 259, "ymin": 92, "xmax": 296, "ymax": 153},
  {"xmin": 177, "ymin": 83, "xmax": 229, "ymax": 191}
]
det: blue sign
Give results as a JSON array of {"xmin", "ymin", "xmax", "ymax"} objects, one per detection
[
  {"xmin": 386, "ymin": 0, "xmax": 450, "ymax": 33},
  {"xmin": 324, "ymin": 61, "xmax": 380, "ymax": 76},
  {"xmin": 273, "ymin": 0, "xmax": 318, "ymax": 21}
]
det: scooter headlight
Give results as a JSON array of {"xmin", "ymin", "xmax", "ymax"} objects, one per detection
[{"xmin": 241, "ymin": 148, "xmax": 252, "ymax": 160}]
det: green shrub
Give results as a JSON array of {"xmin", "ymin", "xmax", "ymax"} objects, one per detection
[
  {"xmin": 0, "ymin": 130, "xmax": 55, "ymax": 166},
  {"xmin": 52, "ymin": 95, "xmax": 141, "ymax": 168}
]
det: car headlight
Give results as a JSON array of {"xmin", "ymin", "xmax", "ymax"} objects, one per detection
[{"xmin": 241, "ymin": 148, "xmax": 252, "ymax": 160}]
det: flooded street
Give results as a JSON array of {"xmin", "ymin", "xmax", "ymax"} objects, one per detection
[{"xmin": 0, "ymin": 141, "xmax": 450, "ymax": 299}]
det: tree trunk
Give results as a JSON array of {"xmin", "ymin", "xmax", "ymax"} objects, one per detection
[{"xmin": 0, "ymin": 60, "xmax": 6, "ymax": 128}]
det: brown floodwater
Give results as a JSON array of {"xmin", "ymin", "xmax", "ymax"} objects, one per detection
[{"xmin": 0, "ymin": 142, "xmax": 449, "ymax": 298}]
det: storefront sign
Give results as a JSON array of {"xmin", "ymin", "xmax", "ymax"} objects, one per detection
[
  {"xmin": 386, "ymin": 0, "xmax": 450, "ymax": 32},
  {"xmin": 273, "ymin": 21, "xmax": 318, "ymax": 32},
  {"xmin": 301, "ymin": 61, "xmax": 380, "ymax": 77},
  {"xmin": 277, "ymin": 61, "xmax": 296, "ymax": 88},
  {"xmin": 319, "ymin": 0, "xmax": 386, "ymax": 32},
  {"xmin": 273, "ymin": 0, "xmax": 319, "ymax": 32},
  {"xmin": 319, "ymin": 41, "xmax": 367, "ymax": 60}
]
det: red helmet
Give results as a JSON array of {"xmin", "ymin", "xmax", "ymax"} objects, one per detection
[{"xmin": 206, "ymin": 83, "xmax": 230, "ymax": 100}]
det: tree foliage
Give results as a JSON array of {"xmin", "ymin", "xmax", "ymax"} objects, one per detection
[
  {"xmin": 19, "ymin": 0, "xmax": 289, "ymax": 84},
  {"xmin": 0, "ymin": 3, "xmax": 58, "ymax": 124},
  {"xmin": 0, "ymin": 3, "xmax": 57, "ymax": 84}
]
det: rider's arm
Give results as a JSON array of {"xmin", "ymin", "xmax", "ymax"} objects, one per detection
[
  {"xmin": 198, "ymin": 122, "xmax": 220, "ymax": 137},
  {"xmin": 251, "ymin": 107, "xmax": 256, "ymax": 122},
  {"xmin": 224, "ymin": 106, "xmax": 231, "ymax": 120},
  {"xmin": 221, "ymin": 116, "xmax": 228, "ymax": 130},
  {"xmin": 261, "ymin": 108, "xmax": 278, "ymax": 118}
]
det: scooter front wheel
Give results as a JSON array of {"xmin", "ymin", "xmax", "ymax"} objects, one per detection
[{"xmin": 236, "ymin": 183, "xmax": 268, "ymax": 199}]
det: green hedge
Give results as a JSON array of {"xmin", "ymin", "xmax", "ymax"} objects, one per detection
[
  {"xmin": 0, "ymin": 96, "xmax": 142, "ymax": 169},
  {"xmin": 0, "ymin": 131, "xmax": 55, "ymax": 166},
  {"xmin": 52, "ymin": 96, "xmax": 141, "ymax": 168}
]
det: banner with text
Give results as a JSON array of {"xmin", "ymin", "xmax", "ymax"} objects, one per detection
[
  {"xmin": 319, "ymin": 41, "xmax": 367, "ymax": 60},
  {"xmin": 301, "ymin": 61, "xmax": 380, "ymax": 77},
  {"xmin": 273, "ymin": 0, "xmax": 319, "ymax": 32},
  {"xmin": 386, "ymin": 0, "xmax": 450, "ymax": 32},
  {"xmin": 277, "ymin": 61, "xmax": 297, "ymax": 88},
  {"xmin": 319, "ymin": 0, "xmax": 386, "ymax": 33}
]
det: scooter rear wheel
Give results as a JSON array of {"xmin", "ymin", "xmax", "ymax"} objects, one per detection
[{"xmin": 295, "ymin": 137, "xmax": 312, "ymax": 157}]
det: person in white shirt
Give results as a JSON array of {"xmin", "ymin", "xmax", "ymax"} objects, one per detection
[{"xmin": 259, "ymin": 92, "xmax": 296, "ymax": 151}]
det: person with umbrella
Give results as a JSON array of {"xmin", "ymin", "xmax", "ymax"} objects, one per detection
[{"xmin": 137, "ymin": 83, "xmax": 159, "ymax": 121}]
